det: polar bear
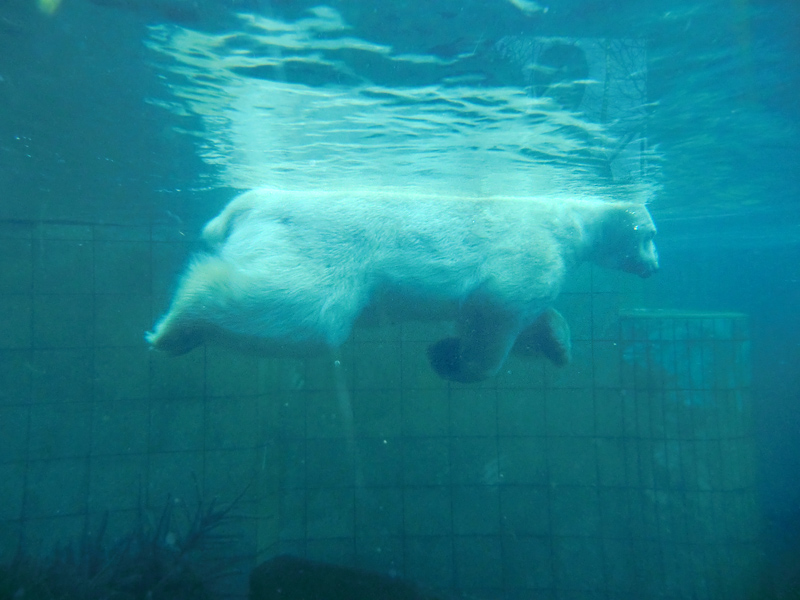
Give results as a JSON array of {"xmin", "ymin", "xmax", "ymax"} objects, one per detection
[{"xmin": 147, "ymin": 189, "xmax": 658, "ymax": 382}]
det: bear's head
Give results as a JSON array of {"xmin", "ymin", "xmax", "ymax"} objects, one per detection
[{"xmin": 594, "ymin": 203, "xmax": 659, "ymax": 278}]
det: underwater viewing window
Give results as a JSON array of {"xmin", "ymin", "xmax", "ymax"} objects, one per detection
[{"xmin": 1, "ymin": 0, "xmax": 798, "ymax": 599}]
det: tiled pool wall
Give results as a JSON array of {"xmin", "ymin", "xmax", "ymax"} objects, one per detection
[{"xmin": 0, "ymin": 220, "xmax": 762, "ymax": 599}]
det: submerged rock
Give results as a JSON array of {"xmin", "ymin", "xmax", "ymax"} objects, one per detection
[{"xmin": 250, "ymin": 555, "xmax": 443, "ymax": 600}]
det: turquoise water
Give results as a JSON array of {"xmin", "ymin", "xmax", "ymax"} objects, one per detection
[
  {"xmin": 3, "ymin": 0, "xmax": 796, "ymax": 220},
  {"xmin": 1, "ymin": 0, "xmax": 799, "ymax": 597}
]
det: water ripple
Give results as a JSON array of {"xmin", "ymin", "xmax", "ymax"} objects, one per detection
[{"xmin": 146, "ymin": 7, "xmax": 657, "ymax": 199}]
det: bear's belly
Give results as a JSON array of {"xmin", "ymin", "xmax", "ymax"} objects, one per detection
[{"xmin": 357, "ymin": 285, "xmax": 461, "ymax": 326}]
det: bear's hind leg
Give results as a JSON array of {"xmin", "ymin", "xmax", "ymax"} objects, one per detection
[
  {"xmin": 428, "ymin": 301, "xmax": 520, "ymax": 383},
  {"xmin": 146, "ymin": 316, "xmax": 206, "ymax": 355},
  {"xmin": 146, "ymin": 255, "xmax": 233, "ymax": 355}
]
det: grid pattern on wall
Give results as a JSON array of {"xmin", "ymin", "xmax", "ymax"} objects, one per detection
[
  {"xmin": 0, "ymin": 220, "xmax": 280, "ymax": 596},
  {"xmin": 266, "ymin": 311, "xmax": 762, "ymax": 600},
  {"xmin": 0, "ymin": 220, "xmax": 762, "ymax": 600},
  {"xmin": 615, "ymin": 310, "xmax": 759, "ymax": 599}
]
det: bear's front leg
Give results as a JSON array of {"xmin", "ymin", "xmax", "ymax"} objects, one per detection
[
  {"xmin": 512, "ymin": 307, "xmax": 572, "ymax": 367},
  {"xmin": 427, "ymin": 301, "xmax": 521, "ymax": 383}
]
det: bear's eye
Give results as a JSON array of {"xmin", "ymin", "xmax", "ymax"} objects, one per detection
[{"xmin": 636, "ymin": 225, "xmax": 655, "ymax": 241}]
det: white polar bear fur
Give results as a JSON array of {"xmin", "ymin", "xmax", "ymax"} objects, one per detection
[{"xmin": 147, "ymin": 189, "xmax": 658, "ymax": 382}]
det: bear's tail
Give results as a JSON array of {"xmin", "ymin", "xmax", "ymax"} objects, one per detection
[{"xmin": 202, "ymin": 190, "xmax": 262, "ymax": 246}]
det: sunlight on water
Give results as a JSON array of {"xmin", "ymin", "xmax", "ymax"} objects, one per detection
[{"xmin": 146, "ymin": 6, "xmax": 659, "ymax": 200}]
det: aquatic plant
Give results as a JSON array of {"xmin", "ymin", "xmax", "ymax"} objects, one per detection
[{"xmin": 0, "ymin": 485, "xmax": 244, "ymax": 600}]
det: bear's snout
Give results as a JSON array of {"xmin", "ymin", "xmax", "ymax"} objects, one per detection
[
  {"xmin": 639, "ymin": 263, "xmax": 658, "ymax": 278},
  {"xmin": 621, "ymin": 250, "xmax": 658, "ymax": 278},
  {"xmin": 637, "ymin": 238, "xmax": 659, "ymax": 278},
  {"xmin": 636, "ymin": 253, "xmax": 659, "ymax": 278}
]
